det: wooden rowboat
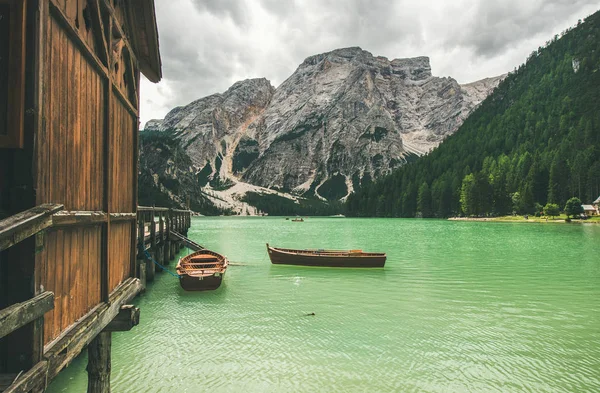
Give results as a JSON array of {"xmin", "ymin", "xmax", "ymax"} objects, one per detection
[
  {"xmin": 266, "ymin": 244, "xmax": 386, "ymax": 268},
  {"xmin": 176, "ymin": 249, "xmax": 228, "ymax": 291}
]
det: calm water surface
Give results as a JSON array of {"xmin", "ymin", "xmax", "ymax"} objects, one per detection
[{"xmin": 48, "ymin": 218, "xmax": 600, "ymax": 392}]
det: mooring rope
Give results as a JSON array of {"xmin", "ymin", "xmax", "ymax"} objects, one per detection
[{"xmin": 143, "ymin": 249, "xmax": 181, "ymax": 279}]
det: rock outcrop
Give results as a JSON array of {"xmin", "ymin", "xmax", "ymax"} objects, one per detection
[{"xmin": 144, "ymin": 47, "xmax": 504, "ymax": 210}]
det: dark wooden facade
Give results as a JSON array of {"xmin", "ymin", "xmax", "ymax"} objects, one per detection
[{"xmin": 0, "ymin": 0, "xmax": 162, "ymax": 391}]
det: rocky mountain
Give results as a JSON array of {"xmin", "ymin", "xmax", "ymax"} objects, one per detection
[{"xmin": 144, "ymin": 47, "xmax": 504, "ymax": 212}]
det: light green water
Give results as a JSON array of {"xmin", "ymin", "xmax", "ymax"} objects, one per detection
[{"xmin": 48, "ymin": 218, "xmax": 600, "ymax": 392}]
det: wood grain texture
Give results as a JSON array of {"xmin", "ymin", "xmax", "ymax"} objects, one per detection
[
  {"xmin": 108, "ymin": 222, "xmax": 132, "ymax": 293},
  {"xmin": 109, "ymin": 91, "xmax": 135, "ymax": 213},
  {"xmin": 42, "ymin": 227, "xmax": 101, "ymax": 344},
  {"xmin": 37, "ymin": 16, "xmax": 105, "ymax": 211}
]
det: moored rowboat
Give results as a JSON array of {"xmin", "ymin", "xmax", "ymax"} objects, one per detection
[
  {"xmin": 176, "ymin": 250, "xmax": 228, "ymax": 291},
  {"xmin": 266, "ymin": 244, "xmax": 386, "ymax": 268}
]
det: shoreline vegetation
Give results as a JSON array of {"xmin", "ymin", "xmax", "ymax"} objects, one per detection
[{"xmin": 448, "ymin": 215, "xmax": 600, "ymax": 223}]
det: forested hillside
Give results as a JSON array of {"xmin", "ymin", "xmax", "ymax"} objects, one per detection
[{"xmin": 346, "ymin": 11, "xmax": 600, "ymax": 217}]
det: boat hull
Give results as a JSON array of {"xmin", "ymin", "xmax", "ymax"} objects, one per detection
[
  {"xmin": 267, "ymin": 245, "xmax": 386, "ymax": 268},
  {"xmin": 178, "ymin": 272, "xmax": 225, "ymax": 291},
  {"xmin": 176, "ymin": 249, "xmax": 228, "ymax": 291}
]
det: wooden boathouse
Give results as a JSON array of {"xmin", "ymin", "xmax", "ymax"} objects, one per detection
[{"xmin": 0, "ymin": 1, "xmax": 193, "ymax": 391}]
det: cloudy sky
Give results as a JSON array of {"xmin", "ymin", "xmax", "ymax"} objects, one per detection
[{"xmin": 139, "ymin": 0, "xmax": 600, "ymax": 127}]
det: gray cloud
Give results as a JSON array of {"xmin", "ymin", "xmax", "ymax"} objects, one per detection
[
  {"xmin": 190, "ymin": 0, "xmax": 250, "ymax": 27},
  {"xmin": 445, "ymin": 0, "xmax": 600, "ymax": 57},
  {"xmin": 140, "ymin": 0, "xmax": 600, "ymax": 126}
]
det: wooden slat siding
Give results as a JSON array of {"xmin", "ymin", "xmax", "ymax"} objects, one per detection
[
  {"xmin": 109, "ymin": 92, "xmax": 135, "ymax": 213},
  {"xmin": 42, "ymin": 228, "xmax": 102, "ymax": 345},
  {"xmin": 37, "ymin": 16, "xmax": 104, "ymax": 210},
  {"xmin": 108, "ymin": 222, "xmax": 131, "ymax": 293}
]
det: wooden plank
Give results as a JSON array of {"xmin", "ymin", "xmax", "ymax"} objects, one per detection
[
  {"xmin": 53, "ymin": 230, "xmax": 64, "ymax": 340},
  {"xmin": 0, "ymin": 292, "xmax": 54, "ymax": 339},
  {"xmin": 0, "ymin": 361, "xmax": 48, "ymax": 393},
  {"xmin": 103, "ymin": 305, "xmax": 139, "ymax": 332},
  {"xmin": 61, "ymin": 228, "xmax": 71, "ymax": 335},
  {"xmin": 44, "ymin": 278, "xmax": 142, "ymax": 380},
  {"xmin": 108, "ymin": 213, "xmax": 136, "ymax": 222},
  {"xmin": 52, "ymin": 211, "xmax": 108, "ymax": 227},
  {"xmin": 0, "ymin": 204, "xmax": 64, "ymax": 251},
  {"xmin": 48, "ymin": 16, "xmax": 59, "ymax": 203}
]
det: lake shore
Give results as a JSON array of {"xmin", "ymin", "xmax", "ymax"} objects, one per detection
[{"xmin": 448, "ymin": 216, "xmax": 600, "ymax": 223}]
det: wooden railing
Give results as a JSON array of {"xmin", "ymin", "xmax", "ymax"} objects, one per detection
[{"xmin": 0, "ymin": 204, "xmax": 63, "ymax": 392}]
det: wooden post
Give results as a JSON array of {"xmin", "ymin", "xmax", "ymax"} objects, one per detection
[
  {"xmin": 87, "ymin": 332, "xmax": 111, "ymax": 393},
  {"xmin": 158, "ymin": 212, "xmax": 164, "ymax": 244},
  {"xmin": 146, "ymin": 250, "xmax": 155, "ymax": 282},
  {"xmin": 138, "ymin": 259, "xmax": 146, "ymax": 292},
  {"xmin": 166, "ymin": 210, "xmax": 173, "ymax": 261},
  {"xmin": 150, "ymin": 208, "xmax": 156, "ymax": 251},
  {"xmin": 169, "ymin": 241, "xmax": 176, "ymax": 260},
  {"xmin": 137, "ymin": 214, "xmax": 144, "ymax": 256}
]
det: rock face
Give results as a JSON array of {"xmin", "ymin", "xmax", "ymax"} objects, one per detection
[{"xmin": 145, "ymin": 47, "xmax": 504, "ymax": 206}]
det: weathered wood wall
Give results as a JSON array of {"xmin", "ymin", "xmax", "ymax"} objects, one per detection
[
  {"xmin": 33, "ymin": 0, "xmax": 141, "ymax": 345},
  {"xmin": 37, "ymin": 16, "xmax": 105, "ymax": 211},
  {"xmin": 109, "ymin": 92, "xmax": 135, "ymax": 214},
  {"xmin": 108, "ymin": 222, "xmax": 131, "ymax": 293},
  {"xmin": 40, "ymin": 227, "xmax": 101, "ymax": 342}
]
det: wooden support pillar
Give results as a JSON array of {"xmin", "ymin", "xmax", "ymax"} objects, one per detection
[
  {"xmin": 150, "ymin": 209, "xmax": 156, "ymax": 251},
  {"xmin": 163, "ymin": 239, "xmax": 171, "ymax": 264},
  {"xmin": 155, "ymin": 244, "xmax": 164, "ymax": 273},
  {"xmin": 146, "ymin": 251, "xmax": 155, "ymax": 282},
  {"xmin": 87, "ymin": 332, "xmax": 111, "ymax": 393},
  {"xmin": 169, "ymin": 242, "xmax": 176, "ymax": 260},
  {"xmin": 138, "ymin": 259, "xmax": 146, "ymax": 292}
]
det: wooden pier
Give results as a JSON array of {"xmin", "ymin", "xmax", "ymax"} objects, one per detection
[{"xmin": 135, "ymin": 207, "xmax": 193, "ymax": 285}]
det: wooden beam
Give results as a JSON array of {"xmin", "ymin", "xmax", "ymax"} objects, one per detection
[
  {"xmin": 103, "ymin": 305, "xmax": 139, "ymax": 332},
  {"xmin": 0, "ymin": 292, "xmax": 54, "ymax": 339},
  {"xmin": 109, "ymin": 212, "xmax": 136, "ymax": 222},
  {"xmin": 43, "ymin": 279, "xmax": 142, "ymax": 381},
  {"xmin": 50, "ymin": 212, "xmax": 136, "ymax": 226},
  {"xmin": 98, "ymin": 0, "xmax": 138, "ymax": 65},
  {"xmin": 87, "ymin": 0, "xmax": 109, "ymax": 66},
  {"xmin": 111, "ymin": 84, "xmax": 138, "ymax": 117},
  {"xmin": 48, "ymin": 0, "xmax": 109, "ymax": 79},
  {"xmin": 0, "ymin": 361, "xmax": 48, "ymax": 393},
  {"xmin": 138, "ymin": 206, "xmax": 168, "ymax": 212},
  {"xmin": 52, "ymin": 211, "xmax": 107, "ymax": 227},
  {"xmin": 87, "ymin": 332, "xmax": 111, "ymax": 393},
  {"xmin": 0, "ymin": 204, "xmax": 63, "ymax": 251}
]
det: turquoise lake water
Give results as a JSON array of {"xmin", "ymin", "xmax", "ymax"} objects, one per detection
[{"xmin": 47, "ymin": 217, "xmax": 600, "ymax": 392}]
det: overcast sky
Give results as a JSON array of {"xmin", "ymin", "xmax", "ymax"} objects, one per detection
[{"xmin": 139, "ymin": 0, "xmax": 600, "ymax": 127}]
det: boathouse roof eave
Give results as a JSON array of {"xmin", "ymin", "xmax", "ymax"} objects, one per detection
[{"xmin": 128, "ymin": 0, "xmax": 162, "ymax": 83}]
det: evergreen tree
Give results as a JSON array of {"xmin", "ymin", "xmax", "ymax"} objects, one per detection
[{"xmin": 417, "ymin": 182, "xmax": 432, "ymax": 217}]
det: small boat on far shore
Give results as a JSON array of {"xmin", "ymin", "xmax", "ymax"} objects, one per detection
[
  {"xmin": 291, "ymin": 217, "xmax": 304, "ymax": 222},
  {"xmin": 266, "ymin": 244, "xmax": 386, "ymax": 268},
  {"xmin": 176, "ymin": 250, "xmax": 228, "ymax": 291}
]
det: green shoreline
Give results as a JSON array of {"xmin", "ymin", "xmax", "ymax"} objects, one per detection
[{"xmin": 448, "ymin": 216, "xmax": 600, "ymax": 224}]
